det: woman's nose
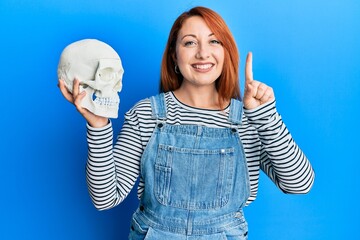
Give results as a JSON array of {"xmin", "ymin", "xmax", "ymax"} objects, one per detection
[{"xmin": 196, "ymin": 44, "xmax": 210, "ymax": 59}]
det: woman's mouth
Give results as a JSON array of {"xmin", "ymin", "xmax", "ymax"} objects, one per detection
[{"xmin": 192, "ymin": 63, "xmax": 214, "ymax": 71}]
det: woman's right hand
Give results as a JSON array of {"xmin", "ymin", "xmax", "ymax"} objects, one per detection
[{"xmin": 58, "ymin": 78, "xmax": 109, "ymax": 128}]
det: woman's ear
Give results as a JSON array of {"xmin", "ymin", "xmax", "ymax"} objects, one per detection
[{"xmin": 171, "ymin": 52, "xmax": 177, "ymax": 63}]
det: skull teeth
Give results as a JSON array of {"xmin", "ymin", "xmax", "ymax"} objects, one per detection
[{"xmin": 93, "ymin": 97, "xmax": 119, "ymax": 106}]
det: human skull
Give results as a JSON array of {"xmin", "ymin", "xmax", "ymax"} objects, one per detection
[{"xmin": 57, "ymin": 39, "xmax": 124, "ymax": 118}]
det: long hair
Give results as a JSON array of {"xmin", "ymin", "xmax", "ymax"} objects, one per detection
[{"xmin": 160, "ymin": 6, "xmax": 241, "ymax": 108}]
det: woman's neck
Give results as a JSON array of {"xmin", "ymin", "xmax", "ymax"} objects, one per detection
[{"xmin": 173, "ymin": 84, "xmax": 224, "ymax": 110}]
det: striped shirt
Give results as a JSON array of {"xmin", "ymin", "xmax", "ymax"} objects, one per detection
[{"xmin": 86, "ymin": 91, "xmax": 315, "ymax": 210}]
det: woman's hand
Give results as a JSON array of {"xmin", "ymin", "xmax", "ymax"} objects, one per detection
[
  {"xmin": 243, "ymin": 52, "xmax": 275, "ymax": 110},
  {"xmin": 58, "ymin": 78, "xmax": 109, "ymax": 128}
]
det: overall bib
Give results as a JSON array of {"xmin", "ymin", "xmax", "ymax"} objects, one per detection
[{"xmin": 129, "ymin": 93, "xmax": 250, "ymax": 240}]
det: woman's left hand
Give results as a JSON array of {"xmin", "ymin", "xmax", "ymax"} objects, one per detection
[{"xmin": 243, "ymin": 52, "xmax": 275, "ymax": 110}]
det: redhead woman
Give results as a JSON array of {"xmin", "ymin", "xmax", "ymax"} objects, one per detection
[{"xmin": 59, "ymin": 6, "xmax": 314, "ymax": 240}]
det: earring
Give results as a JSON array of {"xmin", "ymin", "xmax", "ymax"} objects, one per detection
[{"xmin": 175, "ymin": 65, "xmax": 180, "ymax": 74}]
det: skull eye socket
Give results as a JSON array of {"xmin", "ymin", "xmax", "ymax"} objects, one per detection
[{"xmin": 98, "ymin": 67, "xmax": 118, "ymax": 82}]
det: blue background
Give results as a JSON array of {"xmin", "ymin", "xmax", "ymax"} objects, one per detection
[{"xmin": 1, "ymin": 0, "xmax": 359, "ymax": 239}]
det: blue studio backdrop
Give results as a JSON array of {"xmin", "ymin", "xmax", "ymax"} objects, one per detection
[{"xmin": 1, "ymin": 0, "xmax": 359, "ymax": 239}]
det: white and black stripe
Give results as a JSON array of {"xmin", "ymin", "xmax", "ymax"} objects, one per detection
[{"xmin": 86, "ymin": 92, "xmax": 315, "ymax": 210}]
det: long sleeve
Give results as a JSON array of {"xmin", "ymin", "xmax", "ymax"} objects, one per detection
[
  {"xmin": 85, "ymin": 118, "xmax": 143, "ymax": 210},
  {"xmin": 244, "ymin": 100, "xmax": 315, "ymax": 194}
]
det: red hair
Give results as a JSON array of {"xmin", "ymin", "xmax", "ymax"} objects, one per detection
[{"xmin": 160, "ymin": 6, "xmax": 241, "ymax": 108}]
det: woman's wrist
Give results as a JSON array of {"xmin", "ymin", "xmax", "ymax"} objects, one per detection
[{"xmin": 87, "ymin": 117, "xmax": 109, "ymax": 128}]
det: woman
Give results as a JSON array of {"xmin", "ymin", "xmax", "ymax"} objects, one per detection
[{"xmin": 59, "ymin": 6, "xmax": 314, "ymax": 240}]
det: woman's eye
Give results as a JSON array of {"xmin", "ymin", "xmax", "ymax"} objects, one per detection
[
  {"xmin": 210, "ymin": 39, "xmax": 221, "ymax": 45},
  {"xmin": 184, "ymin": 41, "xmax": 196, "ymax": 46}
]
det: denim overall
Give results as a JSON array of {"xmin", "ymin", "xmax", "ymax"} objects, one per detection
[{"xmin": 129, "ymin": 93, "xmax": 250, "ymax": 240}]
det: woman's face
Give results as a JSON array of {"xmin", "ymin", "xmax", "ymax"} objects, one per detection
[{"xmin": 175, "ymin": 16, "xmax": 224, "ymax": 89}]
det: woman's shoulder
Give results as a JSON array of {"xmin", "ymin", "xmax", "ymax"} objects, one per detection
[
  {"xmin": 125, "ymin": 97, "xmax": 152, "ymax": 116},
  {"xmin": 125, "ymin": 92, "xmax": 171, "ymax": 118}
]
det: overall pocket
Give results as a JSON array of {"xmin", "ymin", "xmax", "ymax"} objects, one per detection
[
  {"xmin": 223, "ymin": 214, "xmax": 248, "ymax": 240},
  {"xmin": 155, "ymin": 144, "xmax": 235, "ymax": 210},
  {"xmin": 223, "ymin": 228, "xmax": 248, "ymax": 240},
  {"xmin": 129, "ymin": 217, "xmax": 150, "ymax": 240}
]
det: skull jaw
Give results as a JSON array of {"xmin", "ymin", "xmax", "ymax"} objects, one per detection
[{"xmin": 81, "ymin": 88, "xmax": 120, "ymax": 118}]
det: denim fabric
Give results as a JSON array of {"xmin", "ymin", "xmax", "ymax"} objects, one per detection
[{"xmin": 129, "ymin": 93, "xmax": 250, "ymax": 240}]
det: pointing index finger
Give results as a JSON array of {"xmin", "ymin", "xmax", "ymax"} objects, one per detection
[{"xmin": 245, "ymin": 52, "xmax": 253, "ymax": 84}]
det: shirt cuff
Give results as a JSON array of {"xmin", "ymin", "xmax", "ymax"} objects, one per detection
[
  {"xmin": 86, "ymin": 120, "xmax": 112, "ymax": 135},
  {"xmin": 243, "ymin": 99, "xmax": 277, "ymax": 123}
]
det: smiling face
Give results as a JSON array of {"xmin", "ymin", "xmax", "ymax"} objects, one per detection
[{"xmin": 174, "ymin": 16, "xmax": 225, "ymax": 89}]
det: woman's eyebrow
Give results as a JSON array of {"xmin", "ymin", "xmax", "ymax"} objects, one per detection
[
  {"xmin": 181, "ymin": 34, "xmax": 196, "ymax": 40},
  {"xmin": 181, "ymin": 33, "xmax": 214, "ymax": 40}
]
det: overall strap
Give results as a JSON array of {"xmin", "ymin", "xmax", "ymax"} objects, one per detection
[
  {"xmin": 150, "ymin": 93, "xmax": 167, "ymax": 120},
  {"xmin": 228, "ymin": 99, "xmax": 243, "ymax": 125}
]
